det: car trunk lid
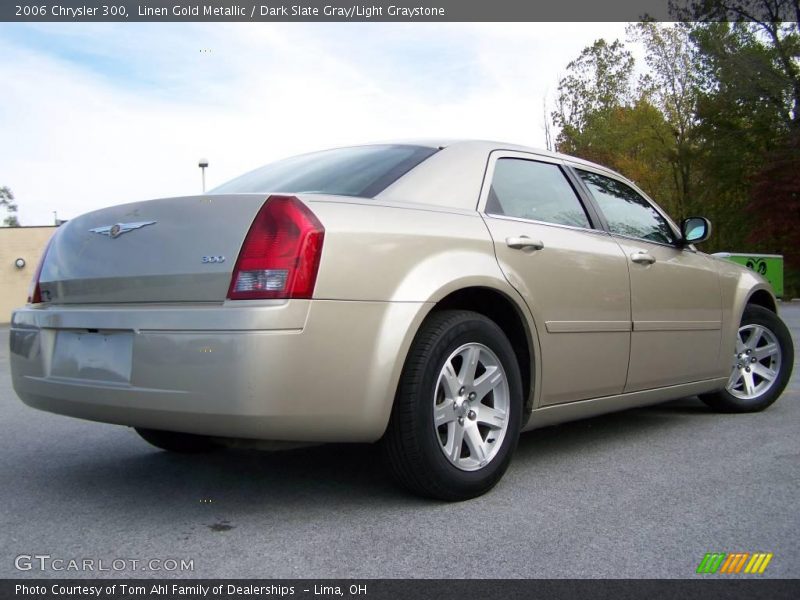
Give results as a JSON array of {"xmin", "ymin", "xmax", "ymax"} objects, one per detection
[{"xmin": 39, "ymin": 194, "xmax": 270, "ymax": 304}]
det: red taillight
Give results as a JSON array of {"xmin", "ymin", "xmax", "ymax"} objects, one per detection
[
  {"xmin": 227, "ymin": 195, "xmax": 325, "ymax": 300},
  {"xmin": 27, "ymin": 236, "xmax": 54, "ymax": 304}
]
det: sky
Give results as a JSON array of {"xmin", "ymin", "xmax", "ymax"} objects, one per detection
[{"xmin": 0, "ymin": 22, "xmax": 635, "ymax": 225}]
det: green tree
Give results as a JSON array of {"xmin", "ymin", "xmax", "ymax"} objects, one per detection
[
  {"xmin": 551, "ymin": 11, "xmax": 800, "ymax": 295},
  {"xmin": 747, "ymin": 130, "xmax": 800, "ymax": 282},
  {"xmin": 551, "ymin": 38, "xmax": 680, "ymax": 215},
  {"xmin": 689, "ymin": 12, "xmax": 799, "ymax": 272},
  {"xmin": 0, "ymin": 186, "xmax": 19, "ymax": 227},
  {"xmin": 628, "ymin": 21, "xmax": 700, "ymax": 218},
  {"xmin": 683, "ymin": 1, "xmax": 799, "ymax": 130},
  {"xmin": 552, "ymin": 39, "xmax": 635, "ymax": 153},
  {"xmin": 558, "ymin": 100, "xmax": 678, "ymax": 214},
  {"xmin": 686, "ymin": 2, "xmax": 800, "ymax": 296}
]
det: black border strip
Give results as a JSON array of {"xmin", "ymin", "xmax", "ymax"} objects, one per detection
[
  {"xmin": 3, "ymin": 579, "xmax": 800, "ymax": 600},
  {"xmin": 2, "ymin": 0, "xmax": 798, "ymax": 23}
]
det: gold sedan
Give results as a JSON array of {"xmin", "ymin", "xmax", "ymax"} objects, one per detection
[{"xmin": 10, "ymin": 141, "xmax": 794, "ymax": 500}]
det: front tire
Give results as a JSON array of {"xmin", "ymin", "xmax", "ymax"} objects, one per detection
[
  {"xmin": 383, "ymin": 310, "xmax": 523, "ymax": 501},
  {"xmin": 135, "ymin": 428, "xmax": 220, "ymax": 453},
  {"xmin": 700, "ymin": 305, "xmax": 794, "ymax": 413}
]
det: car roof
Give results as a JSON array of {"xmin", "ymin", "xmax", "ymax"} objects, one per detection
[
  {"xmin": 365, "ymin": 139, "xmax": 616, "ymax": 175},
  {"xmin": 372, "ymin": 139, "xmax": 626, "ymax": 210}
]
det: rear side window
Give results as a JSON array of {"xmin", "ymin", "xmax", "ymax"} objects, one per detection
[
  {"xmin": 211, "ymin": 145, "xmax": 438, "ymax": 198},
  {"xmin": 577, "ymin": 170, "xmax": 677, "ymax": 245},
  {"xmin": 486, "ymin": 158, "xmax": 591, "ymax": 229}
]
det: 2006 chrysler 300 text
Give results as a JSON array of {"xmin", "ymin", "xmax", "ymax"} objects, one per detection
[{"xmin": 9, "ymin": 140, "xmax": 794, "ymax": 500}]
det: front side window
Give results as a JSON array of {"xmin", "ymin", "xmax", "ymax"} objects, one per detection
[
  {"xmin": 577, "ymin": 170, "xmax": 676, "ymax": 245},
  {"xmin": 486, "ymin": 158, "xmax": 591, "ymax": 229}
]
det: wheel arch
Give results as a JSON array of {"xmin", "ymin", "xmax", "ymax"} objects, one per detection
[
  {"xmin": 745, "ymin": 288, "xmax": 777, "ymax": 313},
  {"xmin": 407, "ymin": 285, "xmax": 538, "ymax": 425}
]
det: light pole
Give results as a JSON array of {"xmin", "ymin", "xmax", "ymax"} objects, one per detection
[{"xmin": 198, "ymin": 158, "xmax": 209, "ymax": 192}]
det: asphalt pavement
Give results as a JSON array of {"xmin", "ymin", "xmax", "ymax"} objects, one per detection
[{"xmin": 1, "ymin": 305, "xmax": 798, "ymax": 579}]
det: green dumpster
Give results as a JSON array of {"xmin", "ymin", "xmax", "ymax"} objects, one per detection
[{"xmin": 713, "ymin": 253, "xmax": 784, "ymax": 298}]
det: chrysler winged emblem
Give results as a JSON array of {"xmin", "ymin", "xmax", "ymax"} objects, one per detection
[{"xmin": 89, "ymin": 221, "xmax": 156, "ymax": 239}]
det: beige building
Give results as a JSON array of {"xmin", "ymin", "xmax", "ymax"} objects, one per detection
[{"xmin": 0, "ymin": 226, "xmax": 57, "ymax": 324}]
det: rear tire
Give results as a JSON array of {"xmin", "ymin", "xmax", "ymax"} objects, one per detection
[
  {"xmin": 700, "ymin": 305, "xmax": 794, "ymax": 413},
  {"xmin": 135, "ymin": 428, "xmax": 219, "ymax": 453},
  {"xmin": 383, "ymin": 310, "xmax": 523, "ymax": 501}
]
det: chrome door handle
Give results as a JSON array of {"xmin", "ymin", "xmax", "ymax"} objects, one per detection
[
  {"xmin": 630, "ymin": 251, "xmax": 656, "ymax": 265},
  {"xmin": 506, "ymin": 236, "xmax": 544, "ymax": 251}
]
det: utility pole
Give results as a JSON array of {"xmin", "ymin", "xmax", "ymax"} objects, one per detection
[{"xmin": 198, "ymin": 158, "xmax": 209, "ymax": 193}]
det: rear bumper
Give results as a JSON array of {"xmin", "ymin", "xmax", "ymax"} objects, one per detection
[{"xmin": 9, "ymin": 300, "xmax": 430, "ymax": 443}]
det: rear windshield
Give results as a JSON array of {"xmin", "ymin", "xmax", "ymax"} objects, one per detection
[{"xmin": 210, "ymin": 144, "xmax": 438, "ymax": 198}]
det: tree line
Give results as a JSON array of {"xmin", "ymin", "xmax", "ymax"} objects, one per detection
[{"xmin": 549, "ymin": 0, "xmax": 799, "ymax": 296}]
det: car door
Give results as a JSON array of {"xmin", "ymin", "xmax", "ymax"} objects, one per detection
[
  {"xmin": 479, "ymin": 152, "xmax": 632, "ymax": 406},
  {"xmin": 574, "ymin": 167, "xmax": 722, "ymax": 392}
]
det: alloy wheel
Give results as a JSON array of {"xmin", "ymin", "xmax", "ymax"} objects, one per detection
[
  {"xmin": 433, "ymin": 342, "xmax": 510, "ymax": 471},
  {"xmin": 726, "ymin": 323, "xmax": 782, "ymax": 400}
]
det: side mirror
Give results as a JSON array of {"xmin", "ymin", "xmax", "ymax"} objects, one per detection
[{"xmin": 681, "ymin": 217, "xmax": 712, "ymax": 245}]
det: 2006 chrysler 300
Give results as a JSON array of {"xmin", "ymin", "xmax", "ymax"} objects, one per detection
[{"xmin": 10, "ymin": 140, "xmax": 794, "ymax": 500}]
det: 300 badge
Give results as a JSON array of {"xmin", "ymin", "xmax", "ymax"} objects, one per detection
[{"xmin": 201, "ymin": 256, "xmax": 225, "ymax": 264}]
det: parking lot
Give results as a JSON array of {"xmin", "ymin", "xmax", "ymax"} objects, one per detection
[{"xmin": 1, "ymin": 305, "xmax": 798, "ymax": 579}]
